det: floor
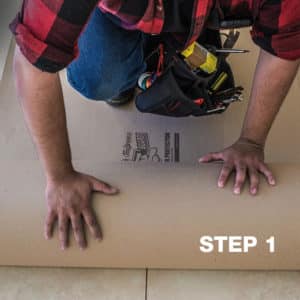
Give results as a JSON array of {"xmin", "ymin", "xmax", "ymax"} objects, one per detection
[{"xmin": 1, "ymin": 267, "xmax": 300, "ymax": 299}]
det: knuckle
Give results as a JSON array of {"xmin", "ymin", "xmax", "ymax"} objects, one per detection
[
  {"xmin": 45, "ymin": 222, "xmax": 52, "ymax": 229},
  {"xmin": 219, "ymin": 174, "xmax": 228, "ymax": 181},
  {"xmin": 251, "ymin": 179, "xmax": 259, "ymax": 186},
  {"xmin": 265, "ymin": 169, "xmax": 272, "ymax": 176},
  {"xmin": 253, "ymin": 157, "xmax": 262, "ymax": 165},
  {"xmin": 222, "ymin": 165, "xmax": 231, "ymax": 172},
  {"xmin": 235, "ymin": 178, "xmax": 244, "ymax": 185},
  {"xmin": 47, "ymin": 207, "xmax": 55, "ymax": 214},
  {"xmin": 59, "ymin": 226, "xmax": 65, "ymax": 233},
  {"xmin": 60, "ymin": 241, "xmax": 65, "ymax": 246},
  {"xmin": 81, "ymin": 203, "xmax": 90, "ymax": 211},
  {"xmin": 264, "ymin": 171, "xmax": 272, "ymax": 178},
  {"xmin": 58, "ymin": 206, "xmax": 67, "ymax": 214},
  {"xmin": 73, "ymin": 226, "xmax": 81, "ymax": 234},
  {"xmin": 259, "ymin": 163, "xmax": 268, "ymax": 171},
  {"xmin": 89, "ymin": 218, "xmax": 97, "ymax": 227},
  {"xmin": 47, "ymin": 214, "xmax": 55, "ymax": 223},
  {"xmin": 70, "ymin": 203, "xmax": 78, "ymax": 212},
  {"xmin": 236, "ymin": 171, "xmax": 246, "ymax": 178},
  {"xmin": 250, "ymin": 175, "xmax": 259, "ymax": 182},
  {"xmin": 238, "ymin": 166, "xmax": 246, "ymax": 172}
]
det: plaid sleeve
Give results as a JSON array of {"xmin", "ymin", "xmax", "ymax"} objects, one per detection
[
  {"xmin": 9, "ymin": 0, "xmax": 99, "ymax": 73},
  {"xmin": 251, "ymin": 0, "xmax": 300, "ymax": 60}
]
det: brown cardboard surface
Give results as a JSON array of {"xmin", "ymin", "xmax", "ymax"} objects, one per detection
[
  {"xmin": 0, "ymin": 33, "xmax": 300, "ymax": 269},
  {"xmin": 1, "ymin": 160, "xmax": 300, "ymax": 269}
]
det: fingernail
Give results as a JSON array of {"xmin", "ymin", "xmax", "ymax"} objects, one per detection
[
  {"xmin": 251, "ymin": 188, "xmax": 257, "ymax": 195},
  {"xmin": 234, "ymin": 187, "xmax": 240, "ymax": 194},
  {"xmin": 61, "ymin": 246, "xmax": 66, "ymax": 251},
  {"xmin": 218, "ymin": 181, "xmax": 224, "ymax": 188},
  {"xmin": 110, "ymin": 187, "xmax": 119, "ymax": 193},
  {"xmin": 270, "ymin": 179, "xmax": 276, "ymax": 185},
  {"xmin": 80, "ymin": 244, "xmax": 87, "ymax": 251}
]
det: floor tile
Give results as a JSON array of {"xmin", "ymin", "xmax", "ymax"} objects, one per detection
[
  {"xmin": 147, "ymin": 270, "xmax": 300, "ymax": 300},
  {"xmin": 0, "ymin": 267, "xmax": 146, "ymax": 300}
]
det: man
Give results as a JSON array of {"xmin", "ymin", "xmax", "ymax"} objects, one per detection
[{"xmin": 10, "ymin": 0, "xmax": 300, "ymax": 250}]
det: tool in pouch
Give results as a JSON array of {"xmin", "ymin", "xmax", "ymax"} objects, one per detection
[{"xmin": 136, "ymin": 9, "xmax": 252, "ymax": 117}]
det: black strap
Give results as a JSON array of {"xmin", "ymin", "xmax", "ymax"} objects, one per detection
[{"xmin": 206, "ymin": 1, "xmax": 253, "ymax": 30}]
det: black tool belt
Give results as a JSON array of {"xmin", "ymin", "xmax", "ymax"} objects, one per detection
[{"xmin": 135, "ymin": 8, "xmax": 252, "ymax": 118}]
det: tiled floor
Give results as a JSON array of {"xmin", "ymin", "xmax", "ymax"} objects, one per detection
[
  {"xmin": 147, "ymin": 270, "xmax": 300, "ymax": 300},
  {"xmin": 1, "ymin": 267, "xmax": 300, "ymax": 299},
  {"xmin": 0, "ymin": 267, "xmax": 146, "ymax": 300}
]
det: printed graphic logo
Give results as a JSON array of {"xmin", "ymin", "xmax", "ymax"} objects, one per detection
[{"xmin": 122, "ymin": 132, "xmax": 180, "ymax": 163}]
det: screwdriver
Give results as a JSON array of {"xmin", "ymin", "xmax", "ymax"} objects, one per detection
[{"xmin": 215, "ymin": 48, "xmax": 249, "ymax": 54}]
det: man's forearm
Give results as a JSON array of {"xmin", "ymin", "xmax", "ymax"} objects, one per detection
[
  {"xmin": 13, "ymin": 46, "xmax": 73, "ymax": 181},
  {"xmin": 241, "ymin": 49, "xmax": 300, "ymax": 145}
]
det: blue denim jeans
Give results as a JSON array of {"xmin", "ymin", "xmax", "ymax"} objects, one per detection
[{"xmin": 67, "ymin": 8, "xmax": 146, "ymax": 101}]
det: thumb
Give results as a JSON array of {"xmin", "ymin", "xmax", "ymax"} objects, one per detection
[
  {"xmin": 199, "ymin": 152, "xmax": 223, "ymax": 163},
  {"xmin": 88, "ymin": 176, "xmax": 119, "ymax": 194}
]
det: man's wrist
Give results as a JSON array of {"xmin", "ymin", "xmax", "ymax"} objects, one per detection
[
  {"xmin": 46, "ymin": 162, "xmax": 75, "ymax": 182},
  {"xmin": 237, "ymin": 136, "xmax": 265, "ymax": 149}
]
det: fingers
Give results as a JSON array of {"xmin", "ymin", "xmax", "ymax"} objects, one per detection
[
  {"xmin": 221, "ymin": 163, "xmax": 274, "ymax": 196},
  {"xmin": 44, "ymin": 210, "xmax": 57, "ymax": 240},
  {"xmin": 199, "ymin": 152, "xmax": 223, "ymax": 163},
  {"xmin": 82, "ymin": 209, "xmax": 102, "ymax": 241},
  {"xmin": 233, "ymin": 163, "xmax": 247, "ymax": 194},
  {"xmin": 218, "ymin": 163, "xmax": 234, "ymax": 188},
  {"xmin": 70, "ymin": 214, "xmax": 87, "ymax": 250},
  {"xmin": 58, "ymin": 213, "xmax": 69, "ymax": 250},
  {"xmin": 248, "ymin": 168, "xmax": 260, "ymax": 195},
  {"xmin": 259, "ymin": 163, "xmax": 276, "ymax": 186},
  {"xmin": 199, "ymin": 145, "xmax": 275, "ymax": 196},
  {"xmin": 89, "ymin": 176, "xmax": 119, "ymax": 194},
  {"xmin": 56, "ymin": 210, "xmax": 98, "ymax": 250}
]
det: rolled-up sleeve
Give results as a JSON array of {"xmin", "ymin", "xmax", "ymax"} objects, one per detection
[
  {"xmin": 251, "ymin": 0, "xmax": 300, "ymax": 60},
  {"xmin": 9, "ymin": 0, "xmax": 99, "ymax": 73}
]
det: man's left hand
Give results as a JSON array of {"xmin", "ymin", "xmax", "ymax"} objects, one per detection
[{"xmin": 199, "ymin": 137, "xmax": 276, "ymax": 195}]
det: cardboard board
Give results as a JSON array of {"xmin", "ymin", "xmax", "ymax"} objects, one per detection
[
  {"xmin": 1, "ymin": 31, "xmax": 300, "ymax": 269},
  {"xmin": 1, "ymin": 160, "xmax": 300, "ymax": 269}
]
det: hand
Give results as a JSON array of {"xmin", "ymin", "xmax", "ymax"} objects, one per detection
[
  {"xmin": 44, "ymin": 171, "xmax": 118, "ymax": 250},
  {"xmin": 199, "ymin": 138, "xmax": 276, "ymax": 195}
]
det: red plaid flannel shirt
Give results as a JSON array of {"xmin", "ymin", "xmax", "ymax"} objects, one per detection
[{"xmin": 10, "ymin": 0, "xmax": 300, "ymax": 73}]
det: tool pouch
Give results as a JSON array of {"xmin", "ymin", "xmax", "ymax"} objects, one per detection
[
  {"xmin": 135, "ymin": 29, "xmax": 241, "ymax": 118},
  {"xmin": 136, "ymin": 48, "xmax": 235, "ymax": 117}
]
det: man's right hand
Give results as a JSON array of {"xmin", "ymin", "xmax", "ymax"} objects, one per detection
[
  {"xmin": 13, "ymin": 47, "xmax": 119, "ymax": 250},
  {"xmin": 44, "ymin": 171, "xmax": 118, "ymax": 250}
]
